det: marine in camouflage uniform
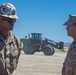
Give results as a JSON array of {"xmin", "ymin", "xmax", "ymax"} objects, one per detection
[
  {"xmin": 0, "ymin": 2, "xmax": 23, "ymax": 75},
  {"xmin": 62, "ymin": 14, "xmax": 76, "ymax": 75},
  {"xmin": 0, "ymin": 32, "xmax": 23, "ymax": 75}
]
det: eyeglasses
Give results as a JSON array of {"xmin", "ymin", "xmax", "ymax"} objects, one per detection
[{"xmin": 1, "ymin": 18, "xmax": 16, "ymax": 24}]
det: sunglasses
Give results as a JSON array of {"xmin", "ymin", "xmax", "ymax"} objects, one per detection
[{"xmin": 1, "ymin": 18, "xmax": 16, "ymax": 24}]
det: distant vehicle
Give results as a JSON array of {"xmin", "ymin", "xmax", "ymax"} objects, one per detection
[{"xmin": 20, "ymin": 33, "xmax": 64, "ymax": 55}]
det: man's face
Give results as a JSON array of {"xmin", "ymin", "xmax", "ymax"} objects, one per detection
[
  {"xmin": 0, "ymin": 16, "xmax": 16, "ymax": 31},
  {"xmin": 66, "ymin": 24, "xmax": 76, "ymax": 37}
]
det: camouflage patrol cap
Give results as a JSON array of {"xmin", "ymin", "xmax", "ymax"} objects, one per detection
[{"xmin": 63, "ymin": 14, "xmax": 76, "ymax": 25}]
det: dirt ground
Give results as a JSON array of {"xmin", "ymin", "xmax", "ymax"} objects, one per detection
[{"xmin": 12, "ymin": 48, "xmax": 68, "ymax": 75}]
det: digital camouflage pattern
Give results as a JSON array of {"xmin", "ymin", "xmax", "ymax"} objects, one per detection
[
  {"xmin": 0, "ymin": 32, "xmax": 23, "ymax": 75},
  {"xmin": 62, "ymin": 41, "xmax": 76, "ymax": 75}
]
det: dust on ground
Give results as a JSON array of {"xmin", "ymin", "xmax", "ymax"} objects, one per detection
[{"xmin": 13, "ymin": 47, "xmax": 68, "ymax": 75}]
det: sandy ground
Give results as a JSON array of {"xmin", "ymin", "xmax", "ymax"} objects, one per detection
[{"xmin": 12, "ymin": 48, "xmax": 68, "ymax": 75}]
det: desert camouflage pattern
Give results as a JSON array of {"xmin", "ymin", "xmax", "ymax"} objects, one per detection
[
  {"xmin": 0, "ymin": 32, "xmax": 23, "ymax": 75},
  {"xmin": 62, "ymin": 41, "xmax": 76, "ymax": 75}
]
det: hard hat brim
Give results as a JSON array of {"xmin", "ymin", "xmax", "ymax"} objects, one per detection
[{"xmin": 0, "ymin": 14, "xmax": 18, "ymax": 19}]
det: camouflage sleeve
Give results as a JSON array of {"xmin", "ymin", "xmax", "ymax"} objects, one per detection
[
  {"xmin": 14, "ymin": 35, "xmax": 23, "ymax": 62},
  {"xmin": 62, "ymin": 61, "xmax": 66, "ymax": 75},
  {"xmin": 73, "ymin": 59, "xmax": 76, "ymax": 74},
  {"xmin": 62, "ymin": 58, "xmax": 74, "ymax": 75},
  {"xmin": 0, "ymin": 58, "xmax": 7, "ymax": 75},
  {"xmin": 17, "ymin": 41, "xmax": 23, "ymax": 59}
]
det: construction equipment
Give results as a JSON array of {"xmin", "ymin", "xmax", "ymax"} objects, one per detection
[{"xmin": 20, "ymin": 33, "xmax": 64, "ymax": 55}]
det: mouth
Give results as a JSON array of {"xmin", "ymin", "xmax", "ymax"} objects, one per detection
[{"xmin": 9, "ymin": 23, "xmax": 14, "ymax": 26}]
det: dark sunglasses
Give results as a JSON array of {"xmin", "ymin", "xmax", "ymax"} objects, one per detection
[{"xmin": 1, "ymin": 18, "xmax": 16, "ymax": 24}]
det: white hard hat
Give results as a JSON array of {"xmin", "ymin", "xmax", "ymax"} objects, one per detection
[{"xmin": 0, "ymin": 2, "xmax": 18, "ymax": 19}]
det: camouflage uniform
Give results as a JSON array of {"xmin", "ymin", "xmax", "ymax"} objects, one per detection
[
  {"xmin": 0, "ymin": 32, "xmax": 23, "ymax": 75},
  {"xmin": 62, "ymin": 14, "xmax": 76, "ymax": 75},
  {"xmin": 62, "ymin": 41, "xmax": 76, "ymax": 75}
]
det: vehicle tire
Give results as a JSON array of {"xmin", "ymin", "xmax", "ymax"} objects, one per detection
[
  {"xmin": 42, "ymin": 45, "xmax": 55, "ymax": 55},
  {"xmin": 23, "ymin": 45, "xmax": 35, "ymax": 54}
]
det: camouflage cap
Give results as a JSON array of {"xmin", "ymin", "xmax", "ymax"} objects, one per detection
[{"xmin": 63, "ymin": 14, "xmax": 76, "ymax": 25}]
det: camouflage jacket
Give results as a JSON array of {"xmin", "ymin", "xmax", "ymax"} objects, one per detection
[
  {"xmin": 0, "ymin": 32, "xmax": 23, "ymax": 75},
  {"xmin": 62, "ymin": 41, "xmax": 76, "ymax": 75}
]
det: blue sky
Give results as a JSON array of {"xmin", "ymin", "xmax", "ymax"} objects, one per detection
[{"xmin": 0, "ymin": 0, "xmax": 76, "ymax": 43}]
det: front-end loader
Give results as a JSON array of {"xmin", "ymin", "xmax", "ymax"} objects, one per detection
[{"xmin": 20, "ymin": 33, "xmax": 64, "ymax": 55}]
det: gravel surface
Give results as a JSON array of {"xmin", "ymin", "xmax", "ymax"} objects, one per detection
[{"xmin": 12, "ymin": 50, "xmax": 67, "ymax": 75}]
